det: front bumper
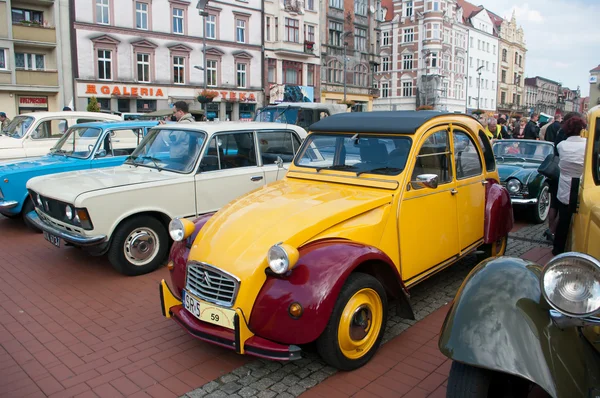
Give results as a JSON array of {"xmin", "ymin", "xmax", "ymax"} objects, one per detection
[
  {"xmin": 510, "ymin": 197, "xmax": 537, "ymax": 205},
  {"xmin": 25, "ymin": 211, "xmax": 107, "ymax": 247},
  {"xmin": 0, "ymin": 200, "xmax": 18, "ymax": 210},
  {"xmin": 159, "ymin": 279, "xmax": 302, "ymax": 361}
]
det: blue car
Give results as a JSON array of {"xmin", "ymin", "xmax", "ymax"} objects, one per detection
[{"xmin": 0, "ymin": 120, "xmax": 158, "ymax": 228}]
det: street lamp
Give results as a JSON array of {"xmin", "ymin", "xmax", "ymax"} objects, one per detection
[
  {"xmin": 196, "ymin": 0, "xmax": 210, "ymax": 91},
  {"xmin": 342, "ymin": 31, "xmax": 352, "ymax": 102},
  {"xmin": 476, "ymin": 65, "xmax": 484, "ymax": 110}
]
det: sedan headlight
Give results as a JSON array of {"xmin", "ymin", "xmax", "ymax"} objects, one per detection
[
  {"xmin": 36, "ymin": 193, "xmax": 42, "ymax": 207},
  {"xmin": 267, "ymin": 243, "xmax": 299, "ymax": 275},
  {"xmin": 168, "ymin": 218, "xmax": 195, "ymax": 242},
  {"xmin": 506, "ymin": 178, "xmax": 522, "ymax": 193},
  {"xmin": 542, "ymin": 252, "xmax": 600, "ymax": 317},
  {"xmin": 65, "ymin": 205, "xmax": 73, "ymax": 220}
]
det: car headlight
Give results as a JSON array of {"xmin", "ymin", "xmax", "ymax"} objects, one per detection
[
  {"xmin": 168, "ymin": 218, "xmax": 195, "ymax": 242},
  {"xmin": 541, "ymin": 252, "xmax": 600, "ymax": 317},
  {"xmin": 65, "ymin": 205, "xmax": 73, "ymax": 220},
  {"xmin": 36, "ymin": 193, "xmax": 42, "ymax": 207},
  {"xmin": 267, "ymin": 243, "xmax": 299, "ymax": 275},
  {"xmin": 506, "ymin": 178, "xmax": 522, "ymax": 193}
]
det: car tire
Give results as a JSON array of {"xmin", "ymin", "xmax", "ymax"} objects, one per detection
[
  {"xmin": 108, "ymin": 215, "xmax": 168, "ymax": 276},
  {"xmin": 447, "ymin": 361, "xmax": 533, "ymax": 397},
  {"xmin": 533, "ymin": 183, "xmax": 551, "ymax": 224},
  {"xmin": 22, "ymin": 199, "xmax": 41, "ymax": 233},
  {"xmin": 316, "ymin": 273, "xmax": 387, "ymax": 371},
  {"xmin": 477, "ymin": 235, "xmax": 508, "ymax": 261}
]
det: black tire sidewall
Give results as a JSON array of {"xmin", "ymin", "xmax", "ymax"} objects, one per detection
[
  {"xmin": 108, "ymin": 215, "xmax": 168, "ymax": 276},
  {"xmin": 447, "ymin": 362, "xmax": 492, "ymax": 397},
  {"xmin": 316, "ymin": 272, "xmax": 388, "ymax": 371}
]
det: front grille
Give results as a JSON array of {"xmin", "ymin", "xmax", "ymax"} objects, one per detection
[
  {"xmin": 29, "ymin": 189, "xmax": 69, "ymax": 221},
  {"xmin": 186, "ymin": 262, "xmax": 239, "ymax": 307}
]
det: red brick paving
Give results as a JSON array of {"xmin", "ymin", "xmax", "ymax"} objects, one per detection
[{"xmin": 0, "ymin": 218, "xmax": 251, "ymax": 397}]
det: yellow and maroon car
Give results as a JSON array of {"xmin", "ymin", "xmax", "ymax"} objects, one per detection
[{"xmin": 159, "ymin": 111, "xmax": 514, "ymax": 370}]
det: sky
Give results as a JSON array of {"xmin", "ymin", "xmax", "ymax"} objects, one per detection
[{"xmin": 480, "ymin": 0, "xmax": 600, "ymax": 96}]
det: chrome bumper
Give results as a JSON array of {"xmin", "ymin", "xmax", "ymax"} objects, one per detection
[
  {"xmin": 510, "ymin": 197, "xmax": 537, "ymax": 205},
  {"xmin": 0, "ymin": 200, "xmax": 18, "ymax": 210},
  {"xmin": 25, "ymin": 211, "xmax": 107, "ymax": 246}
]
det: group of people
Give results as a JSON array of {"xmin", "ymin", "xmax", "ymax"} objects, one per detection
[{"xmin": 480, "ymin": 113, "xmax": 543, "ymax": 141}]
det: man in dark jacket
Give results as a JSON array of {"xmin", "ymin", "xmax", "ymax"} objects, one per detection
[
  {"xmin": 524, "ymin": 113, "xmax": 540, "ymax": 140},
  {"xmin": 545, "ymin": 113, "xmax": 562, "ymax": 143}
]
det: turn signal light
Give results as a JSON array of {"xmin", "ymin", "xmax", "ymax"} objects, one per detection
[{"xmin": 288, "ymin": 302, "xmax": 303, "ymax": 319}]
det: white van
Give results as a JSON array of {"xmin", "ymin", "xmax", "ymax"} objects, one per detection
[
  {"xmin": 254, "ymin": 102, "xmax": 347, "ymax": 131},
  {"xmin": 0, "ymin": 111, "xmax": 121, "ymax": 161}
]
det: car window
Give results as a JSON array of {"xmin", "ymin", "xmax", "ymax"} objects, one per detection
[
  {"xmin": 454, "ymin": 130, "xmax": 483, "ymax": 179},
  {"xmin": 77, "ymin": 118, "xmax": 108, "ymax": 124},
  {"xmin": 257, "ymin": 130, "xmax": 301, "ymax": 165},
  {"xmin": 478, "ymin": 130, "xmax": 496, "ymax": 172},
  {"xmin": 199, "ymin": 132, "xmax": 257, "ymax": 172},
  {"xmin": 32, "ymin": 119, "xmax": 68, "ymax": 139},
  {"xmin": 411, "ymin": 130, "xmax": 452, "ymax": 189},
  {"xmin": 53, "ymin": 126, "xmax": 102, "ymax": 158},
  {"xmin": 103, "ymin": 129, "xmax": 142, "ymax": 157},
  {"xmin": 297, "ymin": 110, "xmax": 315, "ymax": 129}
]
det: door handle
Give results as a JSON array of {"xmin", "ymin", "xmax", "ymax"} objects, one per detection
[
  {"xmin": 250, "ymin": 176, "xmax": 263, "ymax": 182},
  {"xmin": 451, "ymin": 189, "xmax": 458, "ymax": 195},
  {"xmin": 481, "ymin": 180, "xmax": 489, "ymax": 185}
]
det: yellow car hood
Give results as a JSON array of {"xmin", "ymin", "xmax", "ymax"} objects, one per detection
[{"xmin": 190, "ymin": 178, "xmax": 393, "ymax": 280}]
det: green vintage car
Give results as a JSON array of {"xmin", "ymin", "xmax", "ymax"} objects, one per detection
[{"xmin": 493, "ymin": 139, "xmax": 555, "ymax": 223}]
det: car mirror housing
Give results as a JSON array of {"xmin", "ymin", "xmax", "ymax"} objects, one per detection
[
  {"xmin": 411, "ymin": 174, "xmax": 439, "ymax": 189},
  {"xmin": 95, "ymin": 149, "xmax": 107, "ymax": 158}
]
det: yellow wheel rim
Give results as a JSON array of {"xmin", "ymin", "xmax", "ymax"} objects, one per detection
[
  {"xmin": 492, "ymin": 236, "xmax": 507, "ymax": 256},
  {"xmin": 337, "ymin": 288, "xmax": 383, "ymax": 360}
]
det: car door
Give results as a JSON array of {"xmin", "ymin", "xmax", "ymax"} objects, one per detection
[
  {"xmin": 399, "ymin": 127, "xmax": 459, "ymax": 283},
  {"xmin": 194, "ymin": 130, "xmax": 266, "ymax": 214},
  {"xmin": 452, "ymin": 128, "xmax": 486, "ymax": 252},
  {"xmin": 92, "ymin": 128, "xmax": 144, "ymax": 168},
  {"xmin": 258, "ymin": 129, "xmax": 302, "ymax": 184},
  {"xmin": 23, "ymin": 118, "xmax": 68, "ymax": 158}
]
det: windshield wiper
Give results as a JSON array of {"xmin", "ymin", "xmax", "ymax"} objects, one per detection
[
  {"xmin": 50, "ymin": 148, "xmax": 67, "ymax": 157},
  {"xmin": 137, "ymin": 155, "xmax": 163, "ymax": 172},
  {"xmin": 356, "ymin": 167, "xmax": 402, "ymax": 176}
]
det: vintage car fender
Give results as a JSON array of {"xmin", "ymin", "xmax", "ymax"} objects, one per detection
[
  {"xmin": 168, "ymin": 212, "xmax": 215, "ymax": 298},
  {"xmin": 439, "ymin": 257, "xmax": 599, "ymax": 398},
  {"xmin": 483, "ymin": 180, "xmax": 513, "ymax": 243},
  {"xmin": 248, "ymin": 239, "xmax": 414, "ymax": 346}
]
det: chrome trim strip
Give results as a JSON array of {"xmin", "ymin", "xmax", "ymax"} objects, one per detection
[
  {"xmin": 185, "ymin": 261, "xmax": 241, "ymax": 308},
  {"xmin": 511, "ymin": 198, "xmax": 537, "ymax": 204},
  {"xmin": 25, "ymin": 211, "xmax": 106, "ymax": 246},
  {"xmin": 549, "ymin": 310, "xmax": 600, "ymax": 329},
  {"xmin": 288, "ymin": 170, "xmax": 400, "ymax": 188},
  {"xmin": 0, "ymin": 200, "xmax": 18, "ymax": 209}
]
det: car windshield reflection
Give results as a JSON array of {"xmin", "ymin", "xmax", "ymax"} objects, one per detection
[
  {"xmin": 51, "ymin": 127, "xmax": 103, "ymax": 158},
  {"xmin": 3, "ymin": 116, "xmax": 34, "ymax": 138},
  {"xmin": 295, "ymin": 134, "xmax": 412, "ymax": 176},
  {"xmin": 493, "ymin": 140, "xmax": 554, "ymax": 162},
  {"xmin": 126, "ymin": 128, "xmax": 206, "ymax": 173}
]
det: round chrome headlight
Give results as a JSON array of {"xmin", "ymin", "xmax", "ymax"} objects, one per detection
[
  {"xmin": 506, "ymin": 179, "xmax": 522, "ymax": 193},
  {"xmin": 169, "ymin": 218, "xmax": 185, "ymax": 241},
  {"xmin": 542, "ymin": 252, "xmax": 600, "ymax": 317},
  {"xmin": 36, "ymin": 193, "xmax": 42, "ymax": 207},
  {"xmin": 268, "ymin": 244, "xmax": 289, "ymax": 274},
  {"xmin": 65, "ymin": 205, "xmax": 73, "ymax": 220}
]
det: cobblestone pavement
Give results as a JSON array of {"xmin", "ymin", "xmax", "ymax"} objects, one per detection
[{"xmin": 181, "ymin": 221, "xmax": 552, "ymax": 398}]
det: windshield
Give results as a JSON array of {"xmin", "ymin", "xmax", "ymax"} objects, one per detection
[
  {"xmin": 493, "ymin": 140, "xmax": 553, "ymax": 162},
  {"xmin": 255, "ymin": 107, "xmax": 299, "ymax": 125},
  {"xmin": 295, "ymin": 134, "xmax": 412, "ymax": 176},
  {"xmin": 52, "ymin": 127, "xmax": 103, "ymax": 158},
  {"xmin": 4, "ymin": 116, "xmax": 34, "ymax": 138},
  {"xmin": 126, "ymin": 128, "xmax": 205, "ymax": 173}
]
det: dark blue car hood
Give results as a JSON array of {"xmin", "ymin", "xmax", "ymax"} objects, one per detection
[{"xmin": 497, "ymin": 160, "xmax": 540, "ymax": 185}]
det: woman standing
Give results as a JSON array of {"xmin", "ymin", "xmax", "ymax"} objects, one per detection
[
  {"xmin": 513, "ymin": 118, "xmax": 527, "ymax": 139},
  {"xmin": 552, "ymin": 115, "xmax": 588, "ymax": 255}
]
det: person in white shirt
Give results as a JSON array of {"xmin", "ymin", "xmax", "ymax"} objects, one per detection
[{"xmin": 552, "ymin": 115, "xmax": 588, "ymax": 255}]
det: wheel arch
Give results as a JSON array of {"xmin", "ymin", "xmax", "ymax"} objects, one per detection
[
  {"xmin": 484, "ymin": 181, "xmax": 514, "ymax": 244},
  {"xmin": 108, "ymin": 210, "xmax": 171, "ymax": 246}
]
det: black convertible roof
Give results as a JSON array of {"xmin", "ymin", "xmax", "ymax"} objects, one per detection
[{"xmin": 309, "ymin": 110, "xmax": 464, "ymax": 135}]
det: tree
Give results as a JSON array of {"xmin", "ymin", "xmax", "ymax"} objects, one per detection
[{"xmin": 87, "ymin": 96, "xmax": 101, "ymax": 112}]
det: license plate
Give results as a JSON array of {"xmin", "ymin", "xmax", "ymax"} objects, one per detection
[
  {"xmin": 183, "ymin": 290, "xmax": 236, "ymax": 330},
  {"xmin": 43, "ymin": 231, "xmax": 60, "ymax": 248}
]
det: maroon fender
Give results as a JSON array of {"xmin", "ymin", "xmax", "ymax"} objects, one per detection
[
  {"xmin": 484, "ymin": 180, "xmax": 514, "ymax": 244},
  {"xmin": 168, "ymin": 212, "xmax": 215, "ymax": 298},
  {"xmin": 248, "ymin": 239, "xmax": 414, "ymax": 346}
]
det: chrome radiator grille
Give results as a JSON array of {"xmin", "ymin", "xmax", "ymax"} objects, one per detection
[{"xmin": 185, "ymin": 262, "xmax": 239, "ymax": 307}]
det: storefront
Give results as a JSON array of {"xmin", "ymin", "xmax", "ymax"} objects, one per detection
[
  {"xmin": 0, "ymin": 91, "xmax": 59, "ymax": 118},
  {"xmin": 18, "ymin": 95, "xmax": 50, "ymax": 114},
  {"xmin": 75, "ymin": 82, "xmax": 261, "ymax": 120}
]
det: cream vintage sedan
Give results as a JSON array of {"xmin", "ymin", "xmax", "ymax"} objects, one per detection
[{"xmin": 26, "ymin": 122, "xmax": 306, "ymax": 275}]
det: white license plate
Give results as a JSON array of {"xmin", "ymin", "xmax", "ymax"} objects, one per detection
[
  {"xmin": 43, "ymin": 231, "xmax": 60, "ymax": 248},
  {"xmin": 183, "ymin": 290, "xmax": 236, "ymax": 330}
]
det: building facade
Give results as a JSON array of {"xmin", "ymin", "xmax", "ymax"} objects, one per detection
[
  {"xmin": 72, "ymin": 0, "xmax": 263, "ymax": 121},
  {"xmin": 263, "ymin": 0, "xmax": 321, "ymax": 105},
  {"xmin": 580, "ymin": 96, "xmax": 589, "ymax": 114},
  {"xmin": 524, "ymin": 76, "xmax": 561, "ymax": 116},
  {"xmin": 0, "ymin": 0, "xmax": 73, "ymax": 116},
  {"xmin": 320, "ymin": 0, "xmax": 382, "ymax": 111},
  {"xmin": 374, "ymin": 0, "xmax": 468, "ymax": 113},
  {"xmin": 589, "ymin": 64, "xmax": 600, "ymax": 110},
  {"xmin": 560, "ymin": 87, "xmax": 580, "ymax": 114},
  {"xmin": 496, "ymin": 11, "xmax": 526, "ymax": 116},
  {"xmin": 459, "ymin": 0, "xmax": 499, "ymax": 113}
]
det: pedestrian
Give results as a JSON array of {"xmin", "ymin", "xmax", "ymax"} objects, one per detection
[
  {"xmin": 62, "ymin": 106, "xmax": 72, "ymax": 111},
  {"xmin": 479, "ymin": 117, "xmax": 488, "ymax": 133},
  {"xmin": 485, "ymin": 118, "xmax": 503, "ymax": 140},
  {"xmin": 552, "ymin": 115, "xmax": 587, "ymax": 255},
  {"xmin": 497, "ymin": 117, "xmax": 510, "ymax": 138},
  {"xmin": 0, "ymin": 112, "xmax": 11, "ymax": 132},
  {"xmin": 524, "ymin": 113, "xmax": 540, "ymax": 140},
  {"xmin": 513, "ymin": 118, "xmax": 527, "ymax": 139},
  {"xmin": 539, "ymin": 117, "xmax": 552, "ymax": 141},
  {"xmin": 545, "ymin": 113, "xmax": 563, "ymax": 144}
]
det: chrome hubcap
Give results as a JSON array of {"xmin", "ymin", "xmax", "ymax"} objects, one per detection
[
  {"xmin": 538, "ymin": 186, "xmax": 550, "ymax": 221},
  {"xmin": 350, "ymin": 305, "xmax": 372, "ymax": 341},
  {"xmin": 124, "ymin": 228, "xmax": 159, "ymax": 266}
]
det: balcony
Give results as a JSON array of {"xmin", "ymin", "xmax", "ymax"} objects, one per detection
[
  {"xmin": 12, "ymin": 23, "xmax": 56, "ymax": 46},
  {"xmin": 16, "ymin": 70, "xmax": 58, "ymax": 86}
]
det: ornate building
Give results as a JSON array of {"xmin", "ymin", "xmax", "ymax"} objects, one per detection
[
  {"xmin": 373, "ymin": 0, "xmax": 468, "ymax": 112},
  {"xmin": 496, "ymin": 11, "xmax": 527, "ymax": 116},
  {"xmin": 524, "ymin": 76, "xmax": 562, "ymax": 116},
  {"xmin": 319, "ymin": 0, "xmax": 383, "ymax": 111}
]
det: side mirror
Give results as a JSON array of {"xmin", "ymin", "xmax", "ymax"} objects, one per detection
[
  {"xmin": 275, "ymin": 156, "xmax": 284, "ymax": 169},
  {"xmin": 411, "ymin": 174, "xmax": 439, "ymax": 189},
  {"xmin": 95, "ymin": 149, "xmax": 107, "ymax": 158}
]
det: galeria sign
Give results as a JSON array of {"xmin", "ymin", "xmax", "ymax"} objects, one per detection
[{"xmin": 85, "ymin": 84, "xmax": 165, "ymax": 98}]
